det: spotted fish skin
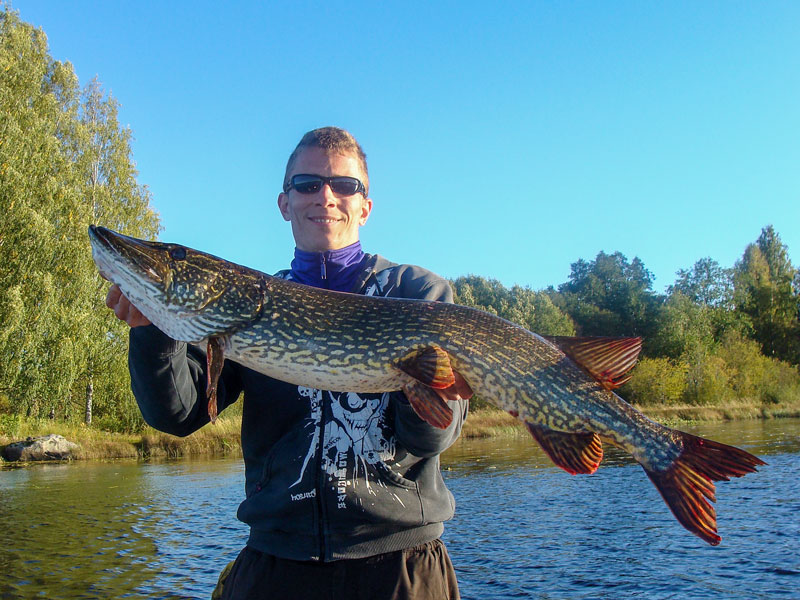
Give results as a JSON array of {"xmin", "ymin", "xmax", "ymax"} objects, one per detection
[{"xmin": 89, "ymin": 225, "xmax": 765, "ymax": 546}]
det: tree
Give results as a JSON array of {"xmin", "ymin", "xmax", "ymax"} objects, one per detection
[
  {"xmin": 733, "ymin": 226, "xmax": 799, "ymax": 364},
  {"xmin": 555, "ymin": 251, "xmax": 661, "ymax": 339},
  {"xmin": 669, "ymin": 257, "xmax": 733, "ymax": 309},
  {"xmin": 451, "ymin": 275, "xmax": 574, "ymax": 336},
  {"xmin": 0, "ymin": 8, "xmax": 160, "ymax": 426}
]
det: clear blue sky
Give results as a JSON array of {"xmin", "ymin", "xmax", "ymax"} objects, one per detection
[{"xmin": 11, "ymin": 0, "xmax": 800, "ymax": 292}]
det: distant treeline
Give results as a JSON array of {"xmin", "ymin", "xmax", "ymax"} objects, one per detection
[
  {"xmin": 452, "ymin": 230, "xmax": 800, "ymax": 409},
  {"xmin": 1, "ymin": 9, "xmax": 798, "ymax": 434}
]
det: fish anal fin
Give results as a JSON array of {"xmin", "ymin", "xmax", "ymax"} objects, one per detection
[
  {"xmin": 644, "ymin": 432, "xmax": 766, "ymax": 546},
  {"xmin": 545, "ymin": 336, "xmax": 642, "ymax": 390},
  {"xmin": 402, "ymin": 380, "xmax": 454, "ymax": 429},
  {"xmin": 206, "ymin": 336, "xmax": 225, "ymax": 424},
  {"xmin": 396, "ymin": 345, "xmax": 456, "ymax": 389},
  {"xmin": 526, "ymin": 423, "xmax": 603, "ymax": 475}
]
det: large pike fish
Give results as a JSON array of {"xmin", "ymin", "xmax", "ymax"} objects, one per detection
[{"xmin": 89, "ymin": 225, "xmax": 765, "ymax": 546}]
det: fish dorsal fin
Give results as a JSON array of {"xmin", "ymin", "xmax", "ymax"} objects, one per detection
[
  {"xmin": 526, "ymin": 423, "xmax": 603, "ymax": 475},
  {"xmin": 396, "ymin": 345, "xmax": 456, "ymax": 389},
  {"xmin": 545, "ymin": 336, "xmax": 642, "ymax": 390}
]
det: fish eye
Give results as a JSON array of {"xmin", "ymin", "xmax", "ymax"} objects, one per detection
[{"xmin": 170, "ymin": 247, "xmax": 187, "ymax": 260}]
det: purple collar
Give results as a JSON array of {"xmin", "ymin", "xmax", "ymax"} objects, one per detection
[{"xmin": 289, "ymin": 242, "xmax": 367, "ymax": 292}]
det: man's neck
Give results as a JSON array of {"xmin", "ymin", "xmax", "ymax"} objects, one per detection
[{"xmin": 289, "ymin": 241, "xmax": 367, "ymax": 292}]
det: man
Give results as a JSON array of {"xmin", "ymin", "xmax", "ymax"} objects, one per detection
[{"xmin": 105, "ymin": 127, "xmax": 466, "ymax": 599}]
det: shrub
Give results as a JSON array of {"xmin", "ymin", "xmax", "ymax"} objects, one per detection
[
  {"xmin": 625, "ymin": 357, "xmax": 687, "ymax": 406},
  {"xmin": 682, "ymin": 352, "xmax": 733, "ymax": 406}
]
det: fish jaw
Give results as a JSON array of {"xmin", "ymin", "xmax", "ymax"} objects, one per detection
[{"xmin": 88, "ymin": 226, "xmax": 265, "ymax": 342}]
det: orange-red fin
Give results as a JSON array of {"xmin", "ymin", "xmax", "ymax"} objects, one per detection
[
  {"xmin": 526, "ymin": 423, "xmax": 603, "ymax": 475},
  {"xmin": 402, "ymin": 380, "xmax": 454, "ymax": 429},
  {"xmin": 435, "ymin": 370, "xmax": 474, "ymax": 402},
  {"xmin": 396, "ymin": 345, "xmax": 456, "ymax": 389},
  {"xmin": 644, "ymin": 432, "xmax": 766, "ymax": 546},
  {"xmin": 545, "ymin": 336, "xmax": 642, "ymax": 390},
  {"xmin": 206, "ymin": 337, "xmax": 225, "ymax": 424}
]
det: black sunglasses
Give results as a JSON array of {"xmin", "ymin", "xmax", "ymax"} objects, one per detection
[{"xmin": 284, "ymin": 174, "xmax": 366, "ymax": 197}]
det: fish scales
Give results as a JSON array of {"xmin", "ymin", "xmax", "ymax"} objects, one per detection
[
  {"xmin": 88, "ymin": 225, "xmax": 765, "ymax": 546},
  {"xmin": 226, "ymin": 277, "xmax": 675, "ymax": 467}
]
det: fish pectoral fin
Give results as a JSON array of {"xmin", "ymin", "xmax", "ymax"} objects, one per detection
[
  {"xmin": 206, "ymin": 336, "xmax": 225, "ymax": 424},
  {"xmin": 526, "ymin": 423, "xmax": 603, "ymax": 475},
  {"xmin": 402, "ymin": 380, "xmax": 454, "ymax": 429},
  {"xmin": 544, "ymin": 336, "xmax": 642, "ymax": 390},
  {"xmin": 396, "ymin": 345, "xmax": 456, "ymax": 389},
  {"xmin": 438, "ymin": 370, "xmax": 474, "ymax": 401}
]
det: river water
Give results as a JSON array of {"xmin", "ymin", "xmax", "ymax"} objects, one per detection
[{"xmin": 1, "ymin": 419, "xmax": 798, "ymax": 599}]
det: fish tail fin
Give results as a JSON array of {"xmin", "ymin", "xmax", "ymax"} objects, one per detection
[{"xmin": 643, "ymin": 432, "xmax": 765, "ymax": 545}]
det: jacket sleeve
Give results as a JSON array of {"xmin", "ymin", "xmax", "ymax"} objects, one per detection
[
  {"xmin": 389, "ymin": 267, "xmax": 469, "ymax": 457},
  {"xmin": 128, "ymin": 324, "xmax": 242, "ymax": 437}
]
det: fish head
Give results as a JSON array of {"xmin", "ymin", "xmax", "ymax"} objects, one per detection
[{"xmin": 89, "ymin": 225, "xmax": 265, "ymax": 342}]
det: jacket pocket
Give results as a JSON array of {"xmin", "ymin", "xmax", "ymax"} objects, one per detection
[
  {"xmin": 325, "ymin": 460, "xmax": 425, "ymax": 532},
  {"xmin": 238, "ymin": 427, "xmax": 320, "ymax": 530}
]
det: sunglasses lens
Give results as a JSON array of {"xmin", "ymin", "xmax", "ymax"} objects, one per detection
[
  {"xmin": 291, "ymin": 175, "xmax": 323, "ymax": 194},
  {"xmin": 329, "ymin": 177, "xmax": 360, "ymax": 196},
  {"xmin": 290, "ymin": 175, "xmax": 363, "ymax": 196}
]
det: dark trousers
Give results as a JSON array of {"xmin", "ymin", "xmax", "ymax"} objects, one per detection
[{"xmin": 216, "ymin": 539, "xmax": 460, "ymax": 600}]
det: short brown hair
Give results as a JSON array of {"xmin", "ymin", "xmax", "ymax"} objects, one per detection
[{"xmin": 284, "ymin": 127, "xmax": 369, "ymax": 195}]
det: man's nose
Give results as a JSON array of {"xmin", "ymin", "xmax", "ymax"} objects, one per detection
[{"xmin": 315, "ymin": 182, "xmax": 337, "ymax": 204}]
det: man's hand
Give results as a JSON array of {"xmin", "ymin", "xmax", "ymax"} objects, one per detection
[{"xmin": 105, "ymin": 284, "xmax": 152, "ymax": 328}]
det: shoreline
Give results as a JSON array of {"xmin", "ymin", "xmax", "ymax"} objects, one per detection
[{"xmin": 2, "ymin": 402, "xmax": 799, "ymax": 464}]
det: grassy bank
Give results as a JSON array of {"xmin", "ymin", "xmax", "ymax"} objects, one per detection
[
  {"xmin": 0, "ymin": 416, "xmax": 245, "ymax": 462},
  {"xmin": 2, "ymin": 399, "xmax": 799, "ymax": 463}
]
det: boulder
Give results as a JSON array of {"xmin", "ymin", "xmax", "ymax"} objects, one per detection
[{"xmin": 2, "ymin": 434, "xmax": 79, "ymax": 461}]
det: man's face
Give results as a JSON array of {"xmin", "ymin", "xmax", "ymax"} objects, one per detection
[{"xmin": 278, "ymin": 147, "xmax": 372, "ymax": 252}]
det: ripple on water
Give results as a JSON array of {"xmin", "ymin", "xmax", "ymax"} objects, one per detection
[{"xmin": 1, "ymin": 421, "xmax": 798, "ymax": 599}]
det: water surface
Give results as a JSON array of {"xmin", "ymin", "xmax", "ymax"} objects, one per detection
[{"xmin": 1, "ymin": 419, "xmax": 797, "ymax": 599}]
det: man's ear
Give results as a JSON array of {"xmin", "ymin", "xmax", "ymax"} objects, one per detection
[
  {"xmin": 278, "ymin": 192, "xmax": 291, "ymax": 221},
  {"xmin": 360, "ymin": 197, "xmax": 373, "ymax": 225}
]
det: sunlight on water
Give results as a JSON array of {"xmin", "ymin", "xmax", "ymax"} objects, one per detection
[{"xmin": 1, "ymin": 419, "xmax": 798, "ymax": 599}]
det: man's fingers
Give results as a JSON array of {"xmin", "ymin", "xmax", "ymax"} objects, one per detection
[
  {"xmin": 105, "ymin": 284, "xmax": 152, "ymax": 327},
  {"xmin": 105, "ymin": 284, "xmax": 122, "ymax": 309}
]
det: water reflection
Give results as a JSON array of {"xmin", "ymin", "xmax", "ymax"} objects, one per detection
[
  {"xmin": 442, "ymin": 419, "xmax": 800, "ymax": 600},
  {"xmin": 0, "ymin": 419, "xmax": 797, "ymax": 599},
  {"xmin": 0, "ymin": 459, "xmax": 248, "ymax": 599}
]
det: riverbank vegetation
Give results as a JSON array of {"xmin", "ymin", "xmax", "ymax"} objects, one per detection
[
  {"xmin": 1, "ymin": 8, "xmax": 800, "ymax": 457},
  {"xmin": 3, "ymin": 398, "xmax": 800, "ymax": 464}
]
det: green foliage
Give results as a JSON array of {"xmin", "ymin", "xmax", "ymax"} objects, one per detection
[
  {"xmin": 649, "ymin": 293, "xmax": 716, "ymax": 360},
  {"xmin": 555, "ymin": 251, "xmax": 661, "ymax": 339},
  {"xmin": 682, "ymin": 349, "xmax": 732, "ymax": 406},
  {"xmin": 0, "ymin": 412, "xmax": 22, "ymax": 436},
  {"xmin": 0, "ymin": 8, "xmax": 160, "ymax": 426},
  {"xmin": 716, "ymin": 331, "xmax": 800, "ymax": 406},
  {"xmin": 733, "ymin": 226, "xmax": 800, "ymax": 364},
  {"xmin": 451, "ymin": 275, "xmax": 575, "ymax": 336},
  {"xmin": 669, "ymin": 257, "xmax": 734, "ymax": 308},
  {"xmin": 625, "ymin": 357, "xmax": 687, "ymax": 406}
]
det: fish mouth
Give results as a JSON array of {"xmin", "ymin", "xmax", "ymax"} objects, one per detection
[{"xmin": 88, "ymin": 225, "xmax": 167, "ymax": 285}]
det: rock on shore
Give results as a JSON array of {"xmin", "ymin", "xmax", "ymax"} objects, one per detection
[{"xmin": 2, "ymin": 434, "xmax": 80, "ymax": 461}]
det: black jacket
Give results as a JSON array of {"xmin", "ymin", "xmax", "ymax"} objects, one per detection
[{"xmin": 128, "ymin": 254, "xmax": 468, "ymax": 561}]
